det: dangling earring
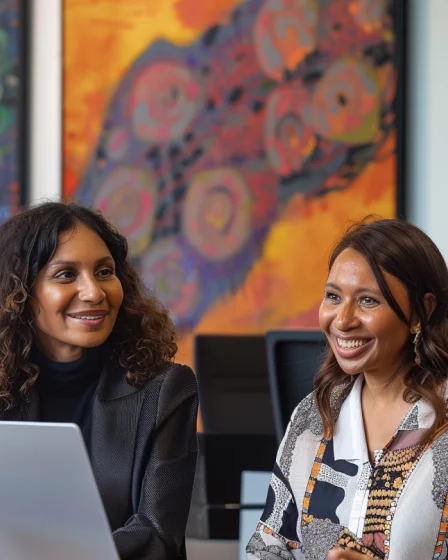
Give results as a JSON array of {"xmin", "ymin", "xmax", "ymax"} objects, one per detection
[{"xmin": 411, "ymin": 322, "xmax": 422, "ymax": 365}]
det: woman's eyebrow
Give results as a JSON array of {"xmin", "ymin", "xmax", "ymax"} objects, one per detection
[
  {"xmin": 47, "ymin": 256, "xmax": 114, "ymax": 268},
  {"xmin": 324, "ymin": 282, "xmax": 382, "ymax": 296}
]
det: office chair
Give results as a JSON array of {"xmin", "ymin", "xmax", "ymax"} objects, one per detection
[
  {"xmin": 265, "ymin": 330, "xmax": 327, "ymax": 443},
  {"xmin": 188, "ymin": 334, "xmax": 277, "ymax": 540}
]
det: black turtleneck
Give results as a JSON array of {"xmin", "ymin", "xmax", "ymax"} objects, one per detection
[{"xmin": 31, "ymin": 345, "xmax": 105, "ymax": 446}]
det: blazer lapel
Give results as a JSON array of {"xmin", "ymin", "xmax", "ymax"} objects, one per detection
[{"xmin": 90, "ymin": 362, "xmax": 145, "ymax": 530}]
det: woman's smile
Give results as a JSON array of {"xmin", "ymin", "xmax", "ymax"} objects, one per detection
[
  {"xmin": 332, "ymin": 334, "xmax": 374, "ymax": 359},
  {"xmin": 65, "ymin": 310, "xmax": 110, "ymax": 327}
]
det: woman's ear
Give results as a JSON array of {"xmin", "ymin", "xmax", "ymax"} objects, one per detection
[{"xmin": 423, "ymin": 292, "xmax": 437, "ymax": 321}]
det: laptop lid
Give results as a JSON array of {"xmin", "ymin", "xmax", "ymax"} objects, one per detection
[{"xmin": 0, "ymin": 421, "xmax": 119, "ymax": 560}]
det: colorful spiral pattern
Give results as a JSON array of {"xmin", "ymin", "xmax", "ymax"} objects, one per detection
[
  {"xmin": 75, "ymin": 0, "xmax": 399, "ymax": 333},
  {"xmin": 182, "ymin": 168, "xmax": 252, "ymax": 261},
  {"xmin": 254, "ymin": 0, "xmax": 319, "ymax": 80},
  {"xmin": 264, "ymin": 85, "xmax": 315, "ymax": 175},
  {"xmin": 141, "ymin": 236, "xmax": 201, "ymax": 324},
  {"xmin": 311, "ymin": 56, "xmax": 380, "ymax": 144},
  {"xmin": 93, "ymin": 166, "xmax": 156, "ymax": 256},
  {"xmin": 129, "ymin": 61, "xmax": 204, "ymax": 142}
]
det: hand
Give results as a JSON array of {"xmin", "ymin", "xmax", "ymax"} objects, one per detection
[{"xmin": 327, "ymin": 549, "xmax": 371, "ymax": 560}]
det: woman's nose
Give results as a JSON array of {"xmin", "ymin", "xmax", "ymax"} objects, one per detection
[
  {"xmin": 78, "ymin": 276, "xmax": 106, "ymax": 304},
  {"xmin": 335, "ymin": 303, "xmax": 360, "ymax": 330}
]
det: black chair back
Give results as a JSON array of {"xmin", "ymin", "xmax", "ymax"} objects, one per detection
[
  {"xmin": 189, "ymin": 334, "xmax": 277, "ymax": 540},
  {"xmin": 195, "ymin": 334, "xmax": 275, "ymax": 435},
  {"xmin": 265, "ymin": 330, "xmax": 327, "ymax": 443}
]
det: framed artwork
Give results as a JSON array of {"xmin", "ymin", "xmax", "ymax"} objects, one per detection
[
  {"xmin": 0, "ymin": 0, "xmax": 28, "ymax": 223},
  {"xmin": 63, "ymin": 0, "xmax": 407, "ymax": 366}
]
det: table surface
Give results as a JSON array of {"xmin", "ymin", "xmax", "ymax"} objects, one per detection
[{"xmin": 186, "ymin": 538, "xmax": 239, "ymax": 560}]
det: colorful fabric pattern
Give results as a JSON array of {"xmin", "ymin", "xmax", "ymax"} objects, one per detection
[{"xmin": 247, "ymin": 376, "xmax": 448, "ymax": 560}]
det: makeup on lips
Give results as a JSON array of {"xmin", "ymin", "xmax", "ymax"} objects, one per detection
[{"xmin": 66, "ymin": 310, "xmax": 109, "ymax": 327}]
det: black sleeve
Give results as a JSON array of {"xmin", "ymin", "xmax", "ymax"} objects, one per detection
[{"xmin": 112, "ymin": 366, "xmax": 198, "ymax": 560}]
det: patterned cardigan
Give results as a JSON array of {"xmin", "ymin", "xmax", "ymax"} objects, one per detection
[{"xmin": 246, "ymin": 375, "xmax": 448, "ymax": 560}]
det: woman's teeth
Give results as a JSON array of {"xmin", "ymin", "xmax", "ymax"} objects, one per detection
[
  {"xmin": 337, "ymin": 338, "xmax": 368, "ymax": 349},
  {"xmin": 71, "ymin": 315, "xmax": 103, "ymax": 320}
]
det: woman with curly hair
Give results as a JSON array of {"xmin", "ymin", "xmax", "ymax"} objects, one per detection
[
  {"xmin": 0, "ymin": 201, "xmax": 198, "ymax": 560},
  {"xmin": 248, "ymin": 218, "xmax": 448, "ymax": 560}
]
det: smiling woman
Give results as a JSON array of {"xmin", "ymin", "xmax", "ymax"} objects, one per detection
[
  {"xmin": 31, "ymin": 224, "xmax": 124, "ymax": 362},
  {"xmin": 247, "ymin": 218, "xmax": 448, "ymax": 560},
  {"xmin": 0, "ymin": 202, "xmax": 198, "ymax": 560}
]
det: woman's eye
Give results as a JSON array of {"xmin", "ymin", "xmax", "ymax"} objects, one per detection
[
  {"xmin": 97, "ymin": 268, "xmax": 114, "ymax": 278},
  {"xmin": 324, "ymin": 291, "xmax": 340, "ymax": 302},
  {"xmin": 54, "ymin": 270, "xmax": 75, "ymax": 280},
  {"xmin": 360, "ymin": 296, "xmax": 379, "ymax": 306}
]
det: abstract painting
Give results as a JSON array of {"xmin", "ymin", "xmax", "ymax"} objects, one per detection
[
  {"xmin": 0, "ymin": 0, "xmax": 26, "ymax": 223},
  {"xmin": 63, "ymin": 0, "xmax": 405, "ymax": 366}
]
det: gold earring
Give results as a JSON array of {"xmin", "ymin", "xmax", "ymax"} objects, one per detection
[{"xmin": 411, "ymin": 322, "xmax": 422, "ymax": 365}]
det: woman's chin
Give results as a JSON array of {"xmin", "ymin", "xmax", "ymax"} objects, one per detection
[
  {"xmin": 340, "ymin": 368, "xmax": 362, "ymax": 376},
  {"xmin": 333, "ymin": 356, "xmax": 364, "ymax": 376}
]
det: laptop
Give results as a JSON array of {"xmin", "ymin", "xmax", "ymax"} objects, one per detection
[{"xmin": 0, "ymin": 421, "xmax": 119, "ymax": 560}]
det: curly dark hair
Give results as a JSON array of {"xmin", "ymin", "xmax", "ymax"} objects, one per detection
[
  {"xmin": 315, "ymin": 217, "xmax": 448, "ymax": 443},
  {"xmin": 0, "ymin": 201, "xmax": 177, "ymax": 410}
]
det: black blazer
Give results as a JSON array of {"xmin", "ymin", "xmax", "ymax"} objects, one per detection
[{"xmin": 1, "ymin": 361, "xmax": 199, "ymax": 560}]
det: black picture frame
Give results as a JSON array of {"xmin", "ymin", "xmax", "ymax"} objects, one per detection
[{"xmin": 393, "ymin": 0, "xmax": 408, "ymax": 219}]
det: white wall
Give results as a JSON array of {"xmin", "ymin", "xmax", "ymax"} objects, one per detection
[
  {"xmin": 29, "ymin": 0, "xmax": 448, "ymax": 254},
  {"xmin": 29, "ymin": 0, "xmax": 61, "ymax": 204},
  {"xmin": 407, "ymin": 0, "xmax": 448, "ymax": 257}
]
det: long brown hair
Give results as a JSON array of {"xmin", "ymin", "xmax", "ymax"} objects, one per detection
[
  {"xmin": 315, "ymin": 217, "xmax": 448, "ymax": 439},
  {"xmin": 0, "ymin": 202, "xmax": 177, "ymax": 410}
]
